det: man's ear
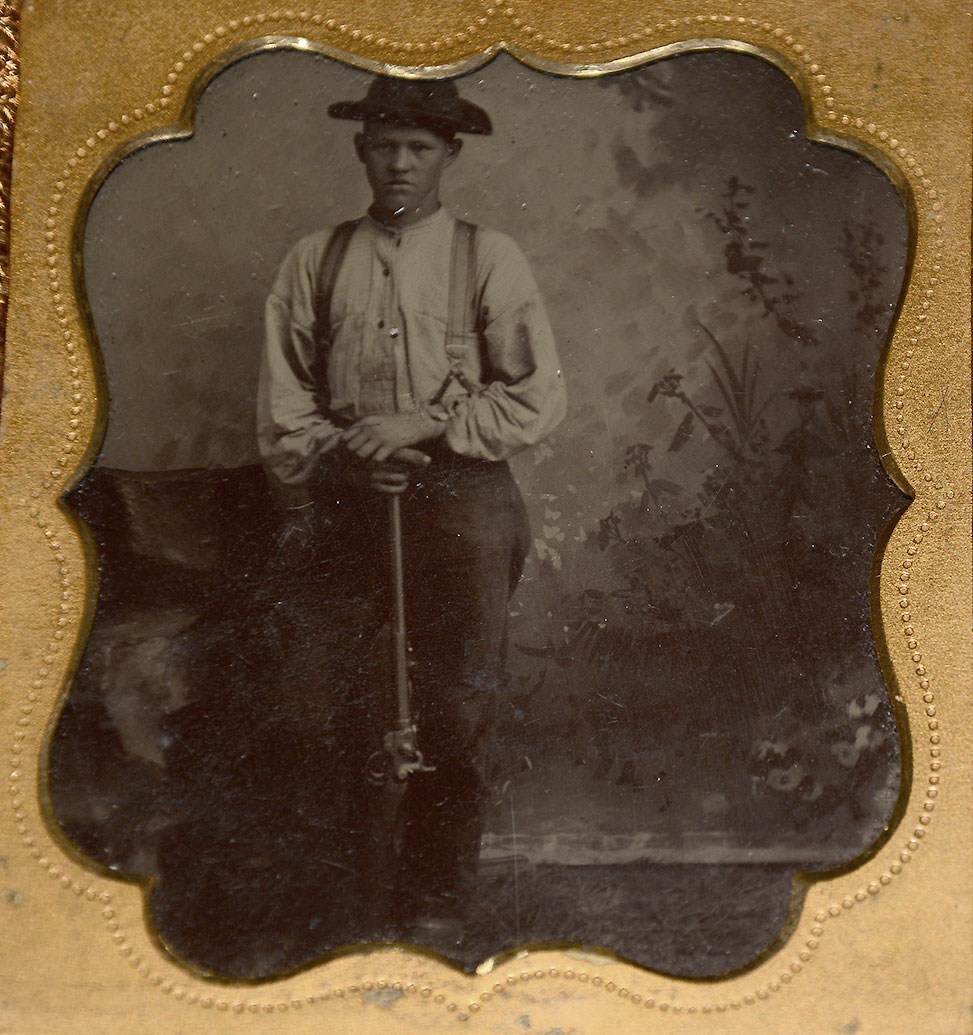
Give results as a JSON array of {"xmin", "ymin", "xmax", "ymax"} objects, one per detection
[
  {"xmin": 445, "ymin": 137, "xmax": 462, "ymax": 165},
  {"xmin": 354, "ymin": 132, "xmax": 366, "ymax": 163}
]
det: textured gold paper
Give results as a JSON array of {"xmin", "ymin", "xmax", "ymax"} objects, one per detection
[
  {"xmin": 0, "ymin": 2, "xmax": 16, "ymax": 354},
  {"xmin": 0, "ymin": 1, "xmax": 970, "ymax": 1033}
]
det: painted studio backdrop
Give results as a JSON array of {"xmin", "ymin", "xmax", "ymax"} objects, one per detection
[{"xmin": 51, "ymin": 49, "xmax": 908, "ymax": 978}]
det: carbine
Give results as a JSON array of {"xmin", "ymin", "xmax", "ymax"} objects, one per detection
[{"xmin": 366, "ymin": 493, "xmax": 435, "ymax": 784}]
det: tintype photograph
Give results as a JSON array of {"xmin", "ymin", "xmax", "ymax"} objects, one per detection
[{"xmin": 47, "ymin": 47, "xmax": 909, "ymax": 981}]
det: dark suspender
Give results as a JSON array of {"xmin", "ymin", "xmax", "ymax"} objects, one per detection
[
  {"xmin": 431, "ymin": 219, "xmax": 479, "ymax": 405},
  {"xmin": 312, "ymin": 217, "xmax": 479, "ymax": 405},
  {"xmin": 448, "ymin": 220, "xmax": 477, "ymax": 348},
  {"xmin": 312, "ymin": 218, "xmax": 360, "ymax": 352}
]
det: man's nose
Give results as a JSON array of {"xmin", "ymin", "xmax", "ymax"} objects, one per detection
[{"xmin": 389, "ymin": 146, "xmax": 412, "ymax": 170}]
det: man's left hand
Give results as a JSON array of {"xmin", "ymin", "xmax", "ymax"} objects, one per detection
[{"xmin": 340, "ymin": 411, "xmax": 445, "ymax": 464}]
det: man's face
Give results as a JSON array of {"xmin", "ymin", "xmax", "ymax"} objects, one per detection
[{"xmin": 355, "ymin": 122, "xmax": 459, "ymax": 221}]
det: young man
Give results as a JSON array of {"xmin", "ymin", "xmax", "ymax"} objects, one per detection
[{"xmin": 257, "ymin": 76, "xmax": 565, "ymax": 947}]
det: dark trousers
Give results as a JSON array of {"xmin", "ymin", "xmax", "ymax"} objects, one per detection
[{"xmin": 278, "ymin": 452, "xmax": 530, "ymax": 921}]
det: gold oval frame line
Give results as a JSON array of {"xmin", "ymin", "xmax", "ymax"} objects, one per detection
[{"xmin": 13, "ymin": 12, "xmax": 954, "ymax": 1020}]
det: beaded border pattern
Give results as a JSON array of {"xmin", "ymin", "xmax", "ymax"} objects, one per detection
[{"xmin": 9, "ymin": 6, "xmax": 953, "ymax": 1022}]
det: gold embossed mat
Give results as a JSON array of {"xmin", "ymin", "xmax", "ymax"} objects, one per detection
[{"xmin": 0, "ymin": 1, "xmax": 970, "ymax": 1032}]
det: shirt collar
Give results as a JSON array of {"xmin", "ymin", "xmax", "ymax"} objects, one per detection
[{"xmin": 365, "ymin": 205, "xmax": 452, "ymax": 239}]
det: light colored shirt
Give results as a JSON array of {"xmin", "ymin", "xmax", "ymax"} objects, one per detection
[{"xmin": 258, "ymin": 207, "xmax": 566, "ymax": 497}]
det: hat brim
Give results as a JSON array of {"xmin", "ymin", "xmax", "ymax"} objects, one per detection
[{"xmin": 328, "ymin": 99, "xmax": 492, "ymax": 135}]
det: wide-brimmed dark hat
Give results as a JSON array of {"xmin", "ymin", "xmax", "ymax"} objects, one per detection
[{"xmin": 328, "ymin": 76, "xmax": 492, "ymax": 136}]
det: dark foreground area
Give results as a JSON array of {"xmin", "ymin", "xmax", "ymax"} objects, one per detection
[
  {"xmin": 46, "ymin": 463, "xmax": 895, "ymax": 981},
  {"xmin": 464, "ymin": 858, "xmax": 795, "ymax": 978},
  {"xmin": 64, "ymin": 798, "xmax": 796, "ymax": 981},
  {"xmin": 52, "ymin": 683, "xmax": 795, "ymax": 981}
]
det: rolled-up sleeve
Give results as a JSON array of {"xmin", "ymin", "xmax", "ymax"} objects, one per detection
[
  {"xmin": 443, "ymin": 235, "xmax": 566, "ymax": 460},
  {"xmin": 257, "ymin": 234, "xmax": 344, "ymax": 507}
]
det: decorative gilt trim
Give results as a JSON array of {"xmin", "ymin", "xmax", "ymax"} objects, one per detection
[{"xmin": 1, "ymin": 3, "xmax": 969, "ymax": 1031}]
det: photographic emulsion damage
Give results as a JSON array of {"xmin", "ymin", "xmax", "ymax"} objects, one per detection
[{"xmin": 47, "ymin": 47, "xmax": 909, "ymax": 981}]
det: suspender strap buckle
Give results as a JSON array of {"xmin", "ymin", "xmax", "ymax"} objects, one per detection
[{"xmin": 429, "ymin": 219, "xmax": 479, "ymax": 407}]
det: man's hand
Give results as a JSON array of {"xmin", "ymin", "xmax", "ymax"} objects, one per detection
[
  {"xmin": 366, "ymin": 461, "xmax": 414, "ymax": 495},
  {"xmin": 340, "ymin": 411, "xmax": 444, "ymax": 464},
  {"xmin": 339, "ymin": 445, "xmax": 433, "ymax": 495}
]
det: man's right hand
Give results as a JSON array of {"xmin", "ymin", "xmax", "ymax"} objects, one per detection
[{"xmin": 342, "ymin": 445, "xmax": 432, "ymax": 495}]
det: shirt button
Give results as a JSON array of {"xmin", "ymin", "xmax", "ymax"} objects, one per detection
[
  {"xmin": 382, "ymin": 267, "xmax": 390, "ymax": 277},
  {"xmin": 389, "ymin": 327, "xmax": 400, "ymax": 338}
]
